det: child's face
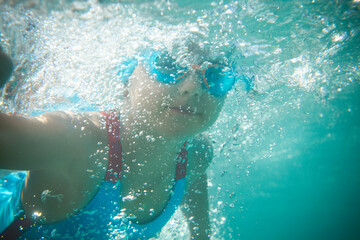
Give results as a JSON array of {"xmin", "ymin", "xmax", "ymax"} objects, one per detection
[{"xmin": 126, "ymin": 64, "xmax": 225, "ymax": 139}]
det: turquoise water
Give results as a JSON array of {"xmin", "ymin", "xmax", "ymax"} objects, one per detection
[{"xmin": 1, "ymin": 0, "xmax": 359, "ymax": 239}]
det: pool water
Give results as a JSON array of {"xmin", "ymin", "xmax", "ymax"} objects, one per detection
[{"xmin": 1, "ymin": 0, "xmax": 359, "ymax": 239}]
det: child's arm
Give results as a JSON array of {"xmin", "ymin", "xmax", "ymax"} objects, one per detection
[
  {"xmin": 184, "ymin": 174, "xmax": 211, "ymax": 239},
  {"xmin": 182, "ymin": 136, "xmax": 213, "ymax": 239},
  {"xmin": 0, "ymin": 111, "xmax": 104, "ymax": 171}
]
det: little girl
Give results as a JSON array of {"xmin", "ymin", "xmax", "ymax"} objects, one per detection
[{"xmin": 0, "ymin": 44, "xmax": 250, "ymax": 239}]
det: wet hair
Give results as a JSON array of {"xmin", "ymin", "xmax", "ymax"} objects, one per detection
[
  {"xmin": 168, "ymin": 32, "xmax": 209, "ymax": 66},
  {"xmin": 167, "ymin": 32, "xmax": 238, "ymax": 68}
]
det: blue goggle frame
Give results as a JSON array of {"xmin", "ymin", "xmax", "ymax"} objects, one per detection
[{"xmin": 117, "ymin": 50, "xmax": 254, "ymax": 97}]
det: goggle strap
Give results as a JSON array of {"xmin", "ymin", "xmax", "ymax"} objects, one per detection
[
  {"xmin": 176, "ymin": 72, "xmax": 187, "ymax": 81},
  {"xmin": 176, "ymin": 68, "xmax": 210, "ymax": 88},
  {"xmin": 203, "ymin": 76, "xmax": 210, "ymax": 88}
]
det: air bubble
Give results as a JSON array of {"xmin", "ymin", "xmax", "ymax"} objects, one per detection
[
  {"xmin": 149, "ymin": 208, "xmax": 155, "ymax": 216},
  {"xmin": 146, "ymin": 135, "xmax": 155, "ymax": 142}
]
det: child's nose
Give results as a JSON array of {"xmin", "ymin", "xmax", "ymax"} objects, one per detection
[{"xmin": 177, "ymin": 73, "xmax": 203, "ymax": 100}]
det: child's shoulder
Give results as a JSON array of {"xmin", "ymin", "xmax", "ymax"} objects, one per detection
[
  {"xmin": 186, "ymin": 134, "xmax": 213, "ymax": 180},
  {"xmin": 188, "ymin": 133, "xmax": 213, "ymax": 163}
]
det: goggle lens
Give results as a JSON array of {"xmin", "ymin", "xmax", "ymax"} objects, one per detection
[
  {"xmin": 151, "ymin": 52, "xmax": 187, "ymax": 84},
  {"xmin": 148, "ymin": 51, "xmax": 236, "ymax": 97},
  {"xmin": 204, "ymin": 65, "xmax": 235, "ymax": 97}
]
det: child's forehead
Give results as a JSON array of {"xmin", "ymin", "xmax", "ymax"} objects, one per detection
[{"xmin": 168, "ymin": 39, "xmax": 208, "ymax": 63}]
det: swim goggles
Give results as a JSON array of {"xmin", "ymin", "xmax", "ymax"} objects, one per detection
[{"xmin": 117, "ymin": 50, "xmax": 254, "ymax": 97}]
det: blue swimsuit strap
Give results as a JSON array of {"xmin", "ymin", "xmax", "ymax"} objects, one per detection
[{"xmin": 127, "ymin": 178, "xmax": 186, "ymax": 239}]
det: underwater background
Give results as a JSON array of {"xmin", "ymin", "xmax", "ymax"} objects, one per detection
[{"xmin": 1, "ymin": 0, "xmax": 359, "ymax": 239}]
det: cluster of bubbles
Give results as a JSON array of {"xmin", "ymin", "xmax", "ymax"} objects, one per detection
[{"xmin": 1, "ymin": 0, "xmax": 359, "ymax": 239}]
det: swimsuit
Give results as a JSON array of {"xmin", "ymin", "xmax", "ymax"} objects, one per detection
[{"xmin": 0, "ymin": 111, "xmax": 188, "ymax": 239}]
